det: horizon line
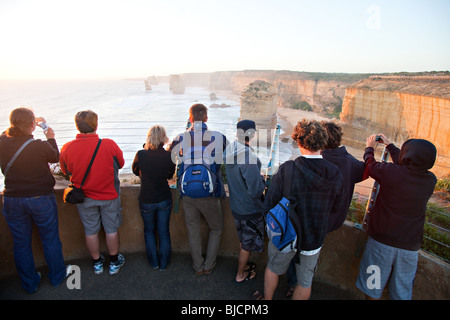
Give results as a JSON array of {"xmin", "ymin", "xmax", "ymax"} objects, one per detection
[{"xmin": 1, "ymin": 69, "xmax": 449, "ymax": 81}]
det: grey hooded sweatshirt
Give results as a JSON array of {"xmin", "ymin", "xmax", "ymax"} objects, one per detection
[{"xmin": 224, "ymin": 140, "xmax": 266, "ymax": 219}]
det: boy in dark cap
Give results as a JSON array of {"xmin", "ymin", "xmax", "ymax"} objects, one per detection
[
  {"xmin": 224, "ymin": 120, "xmax": 265, "ymax": 282},
  {"xmin": 356, "ymin": 134, "xmax": 437, "ymax": 300}
]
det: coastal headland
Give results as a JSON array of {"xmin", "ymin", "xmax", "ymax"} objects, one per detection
[{"xmin": 154, "ymin": 70, "xmax": 449, "ymax": 178}]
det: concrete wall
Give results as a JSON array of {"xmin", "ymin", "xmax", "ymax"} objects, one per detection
[{"xmin": 1, "ymin": 186, "xmax": 449, "ymax": 299}]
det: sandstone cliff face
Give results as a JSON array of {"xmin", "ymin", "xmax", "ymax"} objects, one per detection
[
  {"xmin": 169, "ymin": 74, "xmax": 185, "ymax": 94},
  {"xmin": 340, "ymin": 81, "xmax": 450, "ymax": 177},
  {"xmin": 174, "ymin": 70, "xmax": 367, "ymax": 114},
  {"xmin": 240, "ymin": 80, "xmax": 277, "ymax": 127},
  {"xmin": 226, "ymin": 71, "xmax": 351, "ymax": 113}
]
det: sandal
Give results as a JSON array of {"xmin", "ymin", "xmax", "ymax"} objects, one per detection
[
  {"xmin": 245, "ymin": 262, "xmax": 256, "ymax": 272},
  {"xmin": 285, "ymin": 287, "xmax": 295, "ymax": 298},
  {"xmin": 235, "ymin": 269, "xmax": 256, "ymax": 283},
  {"xmin": 252, "ymin": 290, "xmax": 265, "ymax": 300}
]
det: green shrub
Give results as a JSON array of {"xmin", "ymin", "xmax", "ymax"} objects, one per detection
[{"xmin": 291, "ymin": 101, "xmax": 312, "ymax": 111}]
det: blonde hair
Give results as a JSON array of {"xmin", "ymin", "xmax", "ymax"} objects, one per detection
[{"xmin": 145, "ymin": 125, "xmax": 169, "ymax": 150}]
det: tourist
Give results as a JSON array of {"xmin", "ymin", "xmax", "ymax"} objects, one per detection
[
  {"xmin": 60, "ymin": 110, "xmax": 125, "ymax": 276},
  {"xmin": 255, "ymin": 119, "xmax": 344, "ymax": 300},
  {"xmin": 132, "ymin": 125, "xmax": 175, "ymax": 271},
  {"xmin": 169, "ymin": 103, "xmax": 228, "ymax": 275},
  {"xmin": 0, "ymin": 107, "xmax": 69, "ymax": 293},
  {"xmin": 321, "ymin": 121, "xmax": 367, "ymax": 232},
  {"xmin": 285, "ymin": 121, "xmax": 367, "ymax": 297},
  {"xmin": 224, "ymin": 120, "xmax": 265, "ymax": 283},
  {"xmin": 355, "ymin": 134, "xmax": 437, "ymax": 300}
]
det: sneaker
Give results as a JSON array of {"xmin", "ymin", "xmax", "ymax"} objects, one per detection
[
  {"xmin": 93, "ymin": 254, "xmax": 105, "ymax": 275},
  {"xmin": 109, "ymin": 253, "xmax": 125, "ymax": 276},
  {"xmin": 29, "ymin": 272, "xmax": 42, "ymax": 294},
  {"xmin": 65, "ymin": 264, "xmax": 73, "ymax": 277}
]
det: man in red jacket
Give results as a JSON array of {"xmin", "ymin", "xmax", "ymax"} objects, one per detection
[{"xmin": 60, "ymin": 110, "xmax": 125, "ymax": 276}]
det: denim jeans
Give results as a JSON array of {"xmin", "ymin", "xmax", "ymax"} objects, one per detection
[
  {"xmin": 139, "ymin": 198, "xmax": 173, "ymax": 269},
  {"xmin": 2, "ymin": 193, "xmax": 66, "ymax": 293}
]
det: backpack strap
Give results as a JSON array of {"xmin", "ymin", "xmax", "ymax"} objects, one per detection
[
  {"xmin": 3, "ymin": 138, "xmax": 34, "ymax": 177},
  {"xmin": 283, "ymin": 160, "xmax": 302, "ymax": 250},
  {"xmin": 283, "ymin": 160, "xmax": 294, "ymax": 198}
]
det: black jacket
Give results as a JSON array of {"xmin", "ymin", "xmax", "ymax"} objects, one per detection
[
  {"xmin": 365, "ymin": 140, "xmax": 437, "ymax": 251},
  {"xmin": 264, "ymin": 156, "xmax": 344, "ymax": 251},
  {"xmin": 132, "ymin": 145, "xmax": 175, "ymax": 204},
  {"xmin": 0, "ymin": 133, "xmax": 59, "ymax": 197},
  {"xmin": 321, "ymin": 146, "xmax": 366, "ymax": 232}
]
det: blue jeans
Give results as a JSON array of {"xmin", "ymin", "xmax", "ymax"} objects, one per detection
[
  {"xmin": 139, "ymin": 198, "xmax": 173, "ymax": 269},
  {"xmin": 2, "ymin": 194, "xmax": 66, "ymax": 293}
]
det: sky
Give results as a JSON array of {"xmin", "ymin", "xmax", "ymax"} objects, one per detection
[{"xmin": 0, "ymin": 0, "xmax": 449, "ymax": 79}]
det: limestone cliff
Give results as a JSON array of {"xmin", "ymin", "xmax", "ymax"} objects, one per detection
[
  {"xmin": 240, "ymin": 80, "xmax": 277, "ymax": 130},
  {"xmin": 177, "ymin": 70, "xmax": 369, "ymax": 114},
  {"xmin": 239, "ymin": 80, "xmax": 278, "ymax": 146},
  {"xmin": 226, "ymin": 71, "xmax": 364, "ymax": 114},
  {"xmin": 340, "ymin": 76, "xmax": 450, "ymax": 177},
  {"xmin": 169, "ymin": 74, "xmax": 185, "ymax": 94}
]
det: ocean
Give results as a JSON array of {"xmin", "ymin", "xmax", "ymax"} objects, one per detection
[{"xmin": 0, "ymin": 79, "xmax": 295, "ymax": 190}]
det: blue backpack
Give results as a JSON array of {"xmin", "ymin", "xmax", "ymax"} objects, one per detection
[
  {"xmin": 179, "ymin": 145, "xmax": 218, "ymax": 198},
  {"xmin": 266, "ymin": 161, "xmax": 300, "ymax": 253}
]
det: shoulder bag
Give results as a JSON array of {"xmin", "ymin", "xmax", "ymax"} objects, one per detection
[
  {"xmin": 265, "ymin": 160, "xmax": 301, "ymax": 253},
  {"xmin": 64, "ymin": 139, "xmax": 102, "ymax": 204}
]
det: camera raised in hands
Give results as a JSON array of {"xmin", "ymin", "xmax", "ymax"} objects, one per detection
[
  {"xmin": 38, "ymin": 121, "xmax": 48, "ymax": 131},
  {"xmin": 375, "ymin": 135, "xmax": 382, "ymax": 142}
]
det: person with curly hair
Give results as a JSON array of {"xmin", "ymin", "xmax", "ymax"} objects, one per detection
[
  {"xmin": 320, "ymin": 121, "xmax": 367, "ymax": 232},
  {"xmin": 256, "ymin": 119, "xmax": 344, "ymax": 300}
]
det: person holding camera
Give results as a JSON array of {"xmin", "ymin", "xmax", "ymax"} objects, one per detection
[
  {"xmin": 355, "ymin": 134, "xmax": 437, "ymax": 300},
  {"xmin": 60, "ymin": 110, "xmax": 125, "ymax": 276},
  {"xmin": 0, "ymin": 107, "xmax": 69, "ymax": 293}
]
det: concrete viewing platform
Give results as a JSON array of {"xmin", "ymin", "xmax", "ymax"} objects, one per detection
[
  {"xmin": 0, "ymin": 251, "xmax": 359, "ymax": 300},
  {"xmin": 1, "ymin": 185, "xmax": 449, "ymax": 300}
]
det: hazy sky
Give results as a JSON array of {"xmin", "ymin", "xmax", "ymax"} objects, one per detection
[{"xmin": 0, "ymin": 0, "xmax": 449, "ymax": 79}]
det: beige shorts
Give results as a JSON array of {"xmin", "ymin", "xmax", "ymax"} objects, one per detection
[
  {"xmin": 76, "ymin": 196, "xmax": 122, "ymax": 235},
  {"xmin": 267, "ymin": 241, "xmax": 320, "ymax": 288}
]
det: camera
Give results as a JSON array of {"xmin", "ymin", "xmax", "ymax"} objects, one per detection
[
  {"xmin": 375, "ymin": 135, "xmax": 382, "ymax": 142},
  {"xmin": 38, "ymin": 121, "xmax": 48, "ymax": 131}
]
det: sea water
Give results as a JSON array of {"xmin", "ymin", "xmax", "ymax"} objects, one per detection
[{"xmin": 0, "ymin": 79, "xmax": 297, "ymax": 190}]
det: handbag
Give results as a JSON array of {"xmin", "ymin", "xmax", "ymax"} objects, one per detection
[
  {"xmin": 266, "ymin": 160, "xmax": 301, "ymax": 253},
  {"xmin": 64, "ymin": 139, "xmax": 102, "ymax": 204}
]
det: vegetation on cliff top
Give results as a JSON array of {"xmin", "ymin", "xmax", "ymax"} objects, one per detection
[{"xmin": 349, "ymin": 72, "xmax": 450, "ymax": 99}]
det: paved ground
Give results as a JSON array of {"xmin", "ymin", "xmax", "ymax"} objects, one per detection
[{"xmin": 0, "ymin": 251, "xmax": 359, "ymax": 300}]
